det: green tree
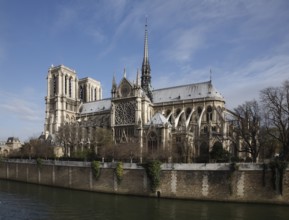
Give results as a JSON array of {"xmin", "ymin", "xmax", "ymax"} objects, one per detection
[{"xmin": 210, "ymin": 142, "xmax": 230, "ymax": 162}]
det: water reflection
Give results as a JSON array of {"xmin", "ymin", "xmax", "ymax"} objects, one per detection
[{"xmin": 0, "ymin": 180, "xmax": 289, "ymax": 220}]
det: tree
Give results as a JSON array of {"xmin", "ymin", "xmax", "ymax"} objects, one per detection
[
  {"xmin": 232, "ymin": 100, "xmax": 262, "ymax": 162},
  {"xmin": 260, "ymin": 80, "xmax": 289, "ymax": 160},
  {"xmin": 95, "ymin": 127, "xmax": 114, "ymax": 161},
  {"xmin": 210, "ymin": 142, "xmax": 230, "ymax": 162},
  {"xmin": 56, "ymin": 123, "xmax": 74, "ymax": 156},
  {"xmin": 14, "ymin": 137, "xmax": 54, "ymax": 159}
]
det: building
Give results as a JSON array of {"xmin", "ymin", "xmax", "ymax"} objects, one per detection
[
  {"xmin": 44, "ymin": 23, "xmax": 233, "ymax": 162},
  {"xmin": 0, "ymin": 137, "xmax": 22, "ymax": 156}
]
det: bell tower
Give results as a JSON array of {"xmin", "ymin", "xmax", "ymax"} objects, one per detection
[{"xmin": 44, "ymin": 65, "xmax": 79, "ymax": 138}]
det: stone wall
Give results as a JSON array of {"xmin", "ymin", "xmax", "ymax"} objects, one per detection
[{"xmin": 0, "ymin": 160, "xmax": 288, "ymax": 204}]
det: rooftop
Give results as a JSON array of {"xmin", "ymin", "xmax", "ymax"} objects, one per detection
[{"xmin": 152, "ymin": 81, "xmax": 224, "ymax": 104}]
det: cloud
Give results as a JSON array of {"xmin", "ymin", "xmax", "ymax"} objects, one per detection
[
  {"xmin": 0, "ymin": 90, "xmax": 43, "ymax": 122},
  {"xmin": 216, "ymin": 53, "xmax": 289, "ymax": 109},
  {"xmin": 162, "ymin": 27, "xmax": 206, "ymax": 62},
  {"xmin": 0, "ymin": 99, "xmax": 43, "ymax": 122}
]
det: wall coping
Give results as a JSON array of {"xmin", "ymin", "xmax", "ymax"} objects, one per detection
[{"xmin": 3, "ymin": 159, "xmax": 284, "ymax": 171}]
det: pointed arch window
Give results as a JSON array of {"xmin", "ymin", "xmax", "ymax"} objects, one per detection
[
  {"xmin": 197, "ymin": 107, "xmax": 202, "ymax": 116},
  {"xmin": 207, "ymin": 106, "xmax": 213, "ymax": 121},
  {"xmin": 65, "ymin": 75, "xmax": 68, "ymax": 95},
  {"xmin": 53, "ymin": 75, "xmax": 57, "ymax": 95},
  {"xmin": 148, "ymin": 132, "xmax": 158, "ymax": 153},
  {"xmin": 79, "ymin": 86, "xmax": 83, "ymax": 101},
  {"xmin": 69, "ymin": 77, "xmax": 72, "ymax": 97}
]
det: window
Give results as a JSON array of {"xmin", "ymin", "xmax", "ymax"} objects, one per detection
[
  {"xmin": 69, "ymin": 77, "xmax": 72, "ymax": 97},
  {"xmin": 207, "ymin": 106, "xmax": 213, "ymax": 121},
  {"xmin": 197, "ymin": 107, "xmax": 202, "ymax": 116},
  {"xmin": 79, "ymin": 86, "xmax": 83, "ymax": 100},
  {"xmin": 148, "ymin": 132, "xmax": 158, "ymax": 153},
  {"xmin": 204, "ymin": 126, "xmax": 208, "ymax": 133},
  {"xmin": 65, "ymin": 75, "xmax": 67, "ymax": 95},
  {"xmin": 53, "ymin": 75, "xmax": 57, "ymax": 95},
  {"xmin": 186, "ymin": 108, "xmax": 192, "ymax": 119}
]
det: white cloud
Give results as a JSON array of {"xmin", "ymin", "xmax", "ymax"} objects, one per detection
[
  {"xmin": 0, "ymin": 90, "xmax": 43, "ymax": 122},
  {"xmin": 162, "ymin": 27, "xmax": 206, "ymax": 62}
]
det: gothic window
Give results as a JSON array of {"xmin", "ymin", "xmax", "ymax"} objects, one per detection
[
  {"xmin": 83, "ymin": 85, "xmax": 87, "ymax": 102},
  {"xmin": 53, "ymin": 75, "xmax": 57, "ymax": 95},
  {"xmin": 115, "ymin": 101, "xmax": 136, "ymax": 125},
  {"xmin": 165, "ymin": 109, "xmax": 171, "ymax": 118},
  {"xmin": 79, "ymin": 86, "xmax": 83, "ymax": 101},
  {"xmin": 69, "ymin": 77, "xmax": 72, "ymax": 97},
  {"xmin": 204, "ymin": 126, "xmax": 208, "ymax": 133},
  {"xmin": 197, "ymin": 107, "xmax": 202, "ymax": 116},
  {"xmin": 186, "ymin": 108, "xmax": 192, "ymax": 119},
  {"xmin": 175, "ymin": 108, "xmax": 181, "ymax": 117},
  {"xmin": 65, "ymin": 75, "xmax": 67, "ymax": 95},
  {"xmin": 207, "ymin": 106, "xmax": 213, "ymax": 121},
  {"xmin": 148, "ymin": 132, "xmax": 158, "ymax": 153}
]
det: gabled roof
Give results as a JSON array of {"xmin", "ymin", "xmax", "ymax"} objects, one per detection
[
  {"xmin": 80, "ymin": 99, "xmax": 111, "ymax": 114},
  {"xmin": 147, "ymin": 112, "xmax": 171, "ymax": 126},
  {"xmin": 152, "ymin": 81, "xmax": 224, "ymax": 104}
]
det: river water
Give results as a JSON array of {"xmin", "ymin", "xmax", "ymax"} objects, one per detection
[{"xmin": 0, "ymin": 180, "xmax": 289, "ymax": 220}]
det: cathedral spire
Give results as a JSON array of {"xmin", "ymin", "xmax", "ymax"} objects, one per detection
[
  {"xmin": 141, "ymin": 17, "xmax": 152, "ymax": 101},
  {"xmin": 123, "ymin": 67, "xmax": 127, "ymax": 78},
  {"xmin": 112, "ymin": 74, "xmax": 116, "ymax": 87},
  {"xmin": 136, "ymin": 68, "xmax": 141, "ymax": 87}
]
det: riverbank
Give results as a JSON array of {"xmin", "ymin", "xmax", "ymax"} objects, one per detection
[{"xmin": 0, "ymin": 159, "xmax": 288, "ymax": 205}]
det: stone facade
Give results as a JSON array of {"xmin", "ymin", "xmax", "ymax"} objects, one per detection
[
  {"xmin": 0, "ymin": 137, "xmax": 22, "ymax": 156},
  {"xmin": 44, "ymin": 24, "xmax": 234, "ymax": 161}
]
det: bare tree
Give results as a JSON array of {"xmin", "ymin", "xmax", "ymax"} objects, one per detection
[
  {"xmin": 260, "ymin": 80, "xmax": 289, "ymax": 160},
  {"xmin": 93, "ymin": 127, "xmax": 114, "ymax": 160},
  {"xmin": 56, "ymin": 123, "xmax": 74, "ymax": 156},
  {"xmin": 232, "ymin": 100, "xmax": 262, "ymax": 162},
  {"xmin": 15, "ymin": 137, "xmax": 54, "ymax": 159}
]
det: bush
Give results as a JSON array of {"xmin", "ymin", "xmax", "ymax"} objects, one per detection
[
  {"xmin": 142, "ymin": 160, "xmax": 161, "ymax": 193},
  {"xmin": 91, "ymin": 160, "xmax": 101, "ymax": 179},
  {"xmin": 115, "ymin": 162, "xmax": 123, "ymax": 184},
  {"xmin": 210, "ymin": 144, "xmax": 230, "ymax": 162},
  {"xmin": 36, "ymin": 158, "xmax": 43, "ymax": 167}
]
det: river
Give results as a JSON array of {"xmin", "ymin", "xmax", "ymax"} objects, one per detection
[{"xmin": 0, "ymin": 180, "xmax": 289, "ymax": 220}]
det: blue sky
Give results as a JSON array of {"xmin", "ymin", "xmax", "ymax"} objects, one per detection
[{"xmin": 0, "ymin": 0, "xmax": 289, "ymax": 141}]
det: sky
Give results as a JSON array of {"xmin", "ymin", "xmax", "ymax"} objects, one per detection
[{"xmin": 0, "ymin": 0, "xmax": 289, "ymax": 141}]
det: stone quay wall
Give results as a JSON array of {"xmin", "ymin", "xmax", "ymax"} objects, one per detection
[{"xmin": 0, "ymin": 159, "xmax": 289, "ymax": 205}]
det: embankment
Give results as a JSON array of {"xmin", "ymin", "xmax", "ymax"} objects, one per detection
[{"xmin": 0, "ymin": 159, "xmax": 288, "ymax": 205}]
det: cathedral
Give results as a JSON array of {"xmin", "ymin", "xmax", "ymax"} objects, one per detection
[{"xmin": 44, "ymin": 23, "xmax": 233, "ymax": 162}]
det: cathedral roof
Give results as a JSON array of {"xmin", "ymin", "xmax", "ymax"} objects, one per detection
[
  {"xmin": 79, "ymin": 99, "xmax": 111, "ymax": 114},
  {"xmin": 152, "ymin": 81, "xmax": 224, "ymax": 104}
]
